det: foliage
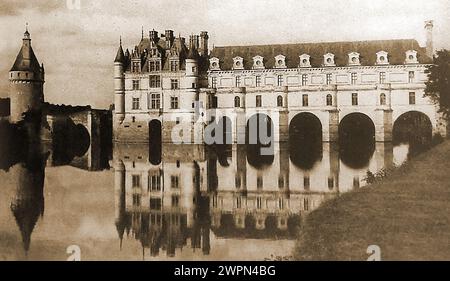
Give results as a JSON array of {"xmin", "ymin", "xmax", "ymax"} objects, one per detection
[{"xmin": 425, "ymin": 49, "xmax": 450, "ymax": 118}]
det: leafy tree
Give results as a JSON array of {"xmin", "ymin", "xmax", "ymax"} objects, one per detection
[{"xmin": 425, "ymin": 49, "xmax": 450, "ymax": 118}]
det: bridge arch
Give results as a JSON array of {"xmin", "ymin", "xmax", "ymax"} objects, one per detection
[
  {"xmin": 246, "ymin": 113, "xmax": 274, "ymax": 168},
  {"xmin": 393, "ymin": 110, "xmax": 432, "ymax": 147}
]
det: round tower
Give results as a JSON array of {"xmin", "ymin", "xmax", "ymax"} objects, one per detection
[
  {"xmin": 114, "ymin": 38, "xmax": 126, "ymax": 126},
  {"xmin": 9, "ymin": 27, "xmax": 45, "ymax": 124},
  {"xmin": 185, "ymin": 36, "xmax": 199, "ymax": 91}
]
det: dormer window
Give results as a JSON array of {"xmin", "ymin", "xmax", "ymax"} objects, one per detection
[
  {"xmin": 348, "ymin": 52, "xmax": 360, "ymax": 66},
  {"xmin": 252, "ymin": 55, "xmax": 264, "ymax": 69},
  {"xmin": 323, "ymin": 53, "xmax": 335, "ymax": 66},
  {"xmin": 233, "ymin": 56, "xmax": 244, "ymax": 70},
  {"xmin": 274, "ymin": 55, "xmax": 286, "ymax": 68},
  {"xmin": 376, "ymin": 51, "xmax": 389, "ymax": 65},
  {"xmin": 299, "ymin": 54, "xmax": 311, "ymax": 67},
  {"xmin": 405, "ymin": 50, "xmax": 418, "ymax": 64},
  {"xmin": 209, "ymin": 57, "xmax": 220, "ymax": 70}
]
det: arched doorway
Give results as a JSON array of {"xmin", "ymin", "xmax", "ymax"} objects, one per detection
[
  {"xmin": 289, "ymin": 112, "xmax": 323, "ymax": 170},
  {"xmin": 246, "ymin": 114, "xmax": 274, "ymax": 168},
  {"xmin": 393, "ymin": 111, "xmax": 432, "ymax": 155},
  {"xmin": 149, "ymin": 119, "xmax": 162, "ymax": 165},
  {"xmin": 339, "ymin": 113, "xmax": 375, "ymax": 169}
]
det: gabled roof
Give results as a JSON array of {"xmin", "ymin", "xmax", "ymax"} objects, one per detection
[{"xmin": 210, "ymin": 39, "xmax": 432, "ymax": 70}]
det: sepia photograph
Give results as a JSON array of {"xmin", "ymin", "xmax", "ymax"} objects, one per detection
[{"xmin": 0, "ymin": 0, "xmax": 449, "ymax": 273}]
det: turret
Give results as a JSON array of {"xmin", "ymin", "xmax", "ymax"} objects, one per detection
[
  {"xmin": 9, "ymin": 26, "xmax": 44, "ymax": 123},
  {"xmin": 114, "ymin": 37, "xmax": 125, "ymax": 126},
  {"xmin": 185, "ymin": 36, "xmax": 199, "ymax": 91}
]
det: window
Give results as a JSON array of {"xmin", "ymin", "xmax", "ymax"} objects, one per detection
[
  {"xmin": 132, "ymin": 61, "xmax": 140, "ymax": 72},
  {"xmin": 256, "ymin": 76, "xmax": 261, "ymax": 87},
  {"xmin": 148, "ymin": 174, "xmax": 161, "ymax": 191},
  {"xmin": 278, "ymin": 176, "xmax": 285, "ymax": 188},
  {"xmin": 379, "ymin": 72, "xmax": 386, "ymax": 84},
  {"xmin": 234, "ymin": 96, "xmax": 240, "ymax": 108},
  {"xmin": 326, "ymin": 94, "xmax": 333, "ymax": 106},
  {"xmin": 149, "ymin": 61, "xmax": 160, "ymax": 72},
  {"xmin": 236, "ymin": 197, "xmax": 242, "ymax": 209},
  {"xmin": 408, "ymin": 71, "xmax": 415, "ymax": 83},
  {"xmin": 170, "ymin": 60, "xmax": 178, "ymax": 71},
  {"xmin": 150, "ymin": 198, "xmax": 162, "ymax": 210},
  {"xmin": 380, "ymin": 93, "xmax": 386, "ymax": 105},
  {"xmin": 353, "ymin": 177, "xmax": 360, "ymax": 188},
  {"xmin": 150, "ymin": 93, "xmax": 160, "ymax": 109},
  {"xmin": 352, "ymin": 93, "xmax": 358, "ymax": 106},
  {"xmin": 351, "ymin": 73, "xmax": 357, "ymax": 85},
  {"xmin": 235, "ymin": 176, "xmax": 241, "ymax": 189},
  {"xmin": 132, "ymin": 194, "xmax": 141, "ymax": 206},
  {"xmin": 132, "ymin": 98, "xmax": 140, "ymax": 110},
  {"xmin": 302, "ymin": 74, "xmax": 308, "ymax": 86},
  {"xmin": 132, "ymin": 80, "xmax": 140, "ymax": 90},
  {"xmin": 328, "ymin": 177, "xmax": 334, "ymax": 190},
  {"xmin": 171, "ymin": 79, "xmax": 179, "ymax": 90},
  {"xmin": 170, "ymin": 96, "xmax": 179, "ymax": 109},
  {"xmin": 132, "ymin": 175, "xmax": 141, "ymax": 188},
  {"xmin": 257, "ymin": 197, "xmax": 262, "ymax": 209},
  {"xmin": 171, "ymin": 195, "xmax": 179, "ymax": 207},
  {"xmin": 409, "ymin": 92, "xmax": 416, "ymax": 105},
  {"xmin": 149, "ymin": 75, "xmax": 161, "ymax": 88},
  {"xmin": 278, "ymin": 198, "xmax": 284, "ymax": 209},
  {"xmin": 277, "ymin": 75, "xmax": 283, "ymax": 86},
  {"xmin": 326, "ymin": 73, "xmax": 332, "ymax": 85},
  {"xmin": 211, "ymin": 77, "xmax": 217, "ymax": 88},
  {"xmin": 171, "ymin": 175, "xmax": 179, "ymax": 188},
  {"xmin": 302, "ymin": 94, "xmax": 308, "ymax": 107},
  {"xmin": 236, "ymin": 76, "xmax": 241, "ymax": 87},
  {"xmin": 257, "ymin": 176, "xmax": 263, "ymax": 189},
  {"xmin": 277, "ymin": 95, "xmax": 283, "ymax": 107},
  {"xmin": 256, "ymin": 95, "xmax": 262, "ymax": 107},
  {"xmin": 304, "ymin": 176, "xmax": 310, "ymax": 190},
  {"xmin": 304, "ymin": 198, "xmax": 309, "ymax": 211}
]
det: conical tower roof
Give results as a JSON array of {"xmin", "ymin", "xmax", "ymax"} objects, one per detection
[{"xmin": 10, "ymin": 28, "xmax": 42, "ymax": 74}]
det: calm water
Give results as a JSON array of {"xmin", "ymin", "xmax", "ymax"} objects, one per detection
[{"xmin": 0, "ymin": 132, "xmax": 414, "ymax": 261}]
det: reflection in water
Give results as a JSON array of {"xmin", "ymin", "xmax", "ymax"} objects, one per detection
[{"xmin": 1, "ymin": 118, "xmax": 415, "ymax": 259}]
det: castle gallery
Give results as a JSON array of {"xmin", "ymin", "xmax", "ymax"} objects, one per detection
[{"xmin": 112, "ymin": 21, "xmax": 446, "ymax": 144}]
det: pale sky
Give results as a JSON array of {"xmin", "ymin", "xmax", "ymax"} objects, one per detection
[{"xmin": 0, "ymin": 0, "xmax": 449, "ymax": 109}]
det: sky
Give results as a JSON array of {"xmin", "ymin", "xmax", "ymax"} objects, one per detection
[{"xmin": 0, "ymin": 0, "xmax": 449, "ymax": 109}]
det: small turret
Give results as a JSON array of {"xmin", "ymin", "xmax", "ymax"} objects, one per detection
[{"xmin": 114, "ymin": 37, "xmax": 125, "ymax": 125}]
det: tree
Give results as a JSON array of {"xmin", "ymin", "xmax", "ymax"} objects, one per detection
[{"xmin": 425, "ymin": 49, "xmax": 450, "ymax": 118}]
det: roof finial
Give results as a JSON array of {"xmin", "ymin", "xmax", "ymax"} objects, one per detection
[{"xmin": 120, "ymin": 36, "xmax": 122, "ymax": 46}]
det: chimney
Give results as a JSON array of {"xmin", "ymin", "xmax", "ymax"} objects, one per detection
[
  {"xmin": 425, "ymin": 20, "xmax": 434, "ymax": 58},
  {"xmin": 199, "ymin": 31, "xmax": 209, "ymax": 56},
  {"xmin": 165, "ymin": 30, "xmax": 174, "ymax": 49},
  {"xmin": 149, "ymin": 29, "xmax": 159, "ymax": 42}
]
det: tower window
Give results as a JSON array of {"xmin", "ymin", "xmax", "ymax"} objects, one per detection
[
  {"xmin": 302, "ymin": 74, "xmax": 308, "ymax": 86},
  {"xmin": 170, "ymin": 96, "xmax": 179, "ymax": 109},
  {"xmin": 132, "ymin": 98, "xmax": 140, "ymax": 110},
  {"xmin": 255, "ymin": 76, "xmax": 261, "ymax": 87},
  {"xmin": 379, "ymin": 72, "xmax": 386, "ymax": 84},
  {"xmin": 132, "ymin": 80, "xmax": 140, "ymax": 90},
  {"xmin": 408, "ymin": 71, "xmax": 415, "ymax": 83},
  {"xmin": 352, "ymin": 93, "xmax": 358, "ymax": 106},
  {"xmin": 277, "ymin": 95, "xmax": 283, "ymax": 107},
  {"xmin": 380, "ymin": 93, "xmax": 386, "ymax": 105},
  {"xmin": 234, "ymin": 96, "xmax": 241, "ymax": 108},
  {"xmin": 326, "ymin": 73, "xmax": 332, "ymax": 85},
  {"xmin": 171, "ymin": 79, "xmax": 179, "ymax": 90},
  {"xmin": 302, "ymin": 94, "xmax": 309, "ymax": 107},
  {"xmin": 409, "ymin": 92, "xmax": 416, "ymax": 105},
  {"xmin": 351, "ymin": 73, "xmax": 357, "ymax": 85},
  {"xmin": 277, "ymin": 75, "xmax": 283, "ymax": 86},
  {"xmin": 256, "ymin": 95, "xmax": 262, "ymax": 107},
  {"xmin": 236, "ymin": 76, "xmax": 241, "ymax": 87},
  {"xmin": 326, "ymin": 94, "xmax": 333, "ymax": 106}
]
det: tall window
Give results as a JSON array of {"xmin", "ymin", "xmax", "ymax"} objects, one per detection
[
  {"xmin": 211, "ymin": 77, "xmax": 217, "ymax": 88},
  {"xmin": 304, "ymin": 176, "xmax": 310, "ymax": 190},
  {"xmin": 234, "ymin": 96, "xmax": 240, "ymax": 108},
  {"xmin": 255, "ymin": 76, "xmax": 261, "ymax": 87},
  {"xmin": 256, "ymin": 95, "xmax": 262, "ymax": 107},
  {"xmin": 171, "ymin": 196, "xmax": 179, "ymax": 207},
  {"xmin": 257, "ymin": 197, "xmax": 262, "ymax": 209},
  {"xmin": 352, "ymin": 93, "xmax": 358, "ymax": 105},
  {"xmin": 132, "ymin": 175, "xmax": 141, "ymax": 188},
  {"xmin": 278, "ymin": 176, "xmax": 285, "ymax": 188},
  {"xmin": 132, "ymin": 61, "xmax": 140, "ymax": 72},
  {"xmin": 303, "ymin": 198, "xmax": 309, "ymax": 211},
  {"xmin": 351, "ymin": 73, "xmax": 357, "ymax": 85},
  {"xmin": 149, "ymin": 61, "xmax": 160, "ymax": 72},
  {"xmin": 277, "ymin": 75, "xmax": 283, "ymax": 86},
  {"xmin": 328, "ymin": 177, "xmax": 334, "ymax": 190},
  {"xmin": 302, "ymin": 94, "xmax": 308, "ymax": 107},
  {"xmin": 380, "ymin": 93, "xmax": 386, "ymax": 105},
  {"xmin": 148, "ymin": 174, "xmax": 161, "ymax": 191},
  {"xmin": 171, "ymin": 175, "xmax": 179, "ymax": 188},
  {"xmin": 170, "ymin": 60, "xmax": 178, "ymax": 71},
  {"xmin": 149, "ymin": 75, "xmax": 161, "ymax": 88},
  {"xmin": 150, "ymin": 198, "xmax": 162, "ymax": 210},
  {"xmin": 257, "ymin": 176, "xmax": 263, "ymax": 189},
  {"xmin": 302, "ymin": 74, "xmax": 308, "ymax": 86},
  {"xmin": 170, "ymin": 96, "xmax": 179, "ymax": 109},
  {"xmin": 379, "ymin": 72, "xmax": 386, "ymax": 84},
  {"xmin": 277, "ymin": 95, "xmax": 283, "ymax": 107},
  {"xmin": 171, "ymin": 79, "xmax": 179, "ymax": 90},
  {"xmin": 326, "ymin": 94, "xmax": 333, "ymax": 106},
  {"xmin": 150, "ymin": 93, "xmax": 160, "ymax": 109},
  {"xmin": 235, "ymin": 176, "xmax": 241, "ymax": 189},
  {"xmin": 326, "ymin": 73, "xmax": 332, "ymax": 85},
  {"xmin": 132, "ymin": 80, "xmax": 140, "ymax": 90},
  {"xmin": 132, "ymin": 194, "xmax": 141, "ymax": 206},
  {"xmin": 409, "ymin": 92, "xmax": 416, "ymax": 105},
  {"xmin": 132, "ymin": 98, "xmax": 140, "ymax": 110},
  {"xmin": 235, "ymin": 76, "xmax": 241, "ymax": 87},
  {"xmin": 408, "ymin": 71, "xmax": 415, "ymax": 83}
]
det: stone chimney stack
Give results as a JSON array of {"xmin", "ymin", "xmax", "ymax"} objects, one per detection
[{"xmin": 425, "ymin": 20, "xmax": 434, "ymax": 58}]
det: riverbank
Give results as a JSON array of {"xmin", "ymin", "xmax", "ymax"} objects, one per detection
[{"xmin": 294, "ymin": 140, "xmax": 450, "ymax": 261}]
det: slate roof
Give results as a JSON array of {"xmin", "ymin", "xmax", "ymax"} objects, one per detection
[
  {"xmin": 10, "ymin": 44, "xmax": 42, "ymax": 73},
  {"xmin": 210, "ymin": 39, "xmax": 432, "ymax": 70}
]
